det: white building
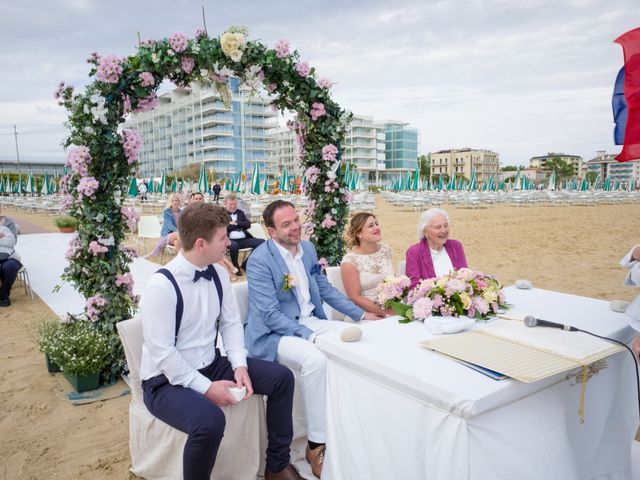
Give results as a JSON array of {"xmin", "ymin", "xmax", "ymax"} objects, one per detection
[
  {"xmin": 585, "ymin": 150, "xmax": 640, "ymax": 185},
  {"xmin": 125, "ymin": 79, "xmax": 277, "ymax": 179}
]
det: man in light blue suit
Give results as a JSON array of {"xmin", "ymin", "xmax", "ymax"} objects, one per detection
[{"xmin": 245, "ymin": 200, "xmax": 382, "ymax": 478}]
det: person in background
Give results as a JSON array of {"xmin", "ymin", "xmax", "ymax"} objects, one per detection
[
  {"xmin": 225, "ymin": 193, "xmax": 263, "ymax": 275},
  {"xmin": 162, "ymin": 194, "xmax": 183, "ymax": 251},
  {"xmin": 340, "ymin": 212, "xmax": 393, "ymax": 316},
  {"xmin": 405, "ymin": 208, "xmax": 468, "ymax": 288},
  {"xmin": 212, "ymin": 183, "xmax": 221, "ymax": 203},
  {"xmin": 139, "ymin": 180, "xmax": 148, "ymax": 202},
  {"xmin": 620, "ymin": 244, "xmax": 640, "ymax": 357},
  {"xmin": 0, "ymin": 224, "xmax": 21, "ymax": 307}
]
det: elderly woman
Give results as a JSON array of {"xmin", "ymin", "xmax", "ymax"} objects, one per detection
[
  {"xmin": 341, "ymin": 212, "xmax": 394, "ymax": 316},
  {"xmin": 405, "ymin": 208, "xmax": 468, "ymax": 287}
]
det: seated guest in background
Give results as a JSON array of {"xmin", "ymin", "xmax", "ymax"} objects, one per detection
[
  {"xmin": 140, "ymin": 202, "xmax": 304, "ymax": 480},
  {"xmin": 225, "ymin": 193, "xmax": 263, "ymax": 275},
  {"xmin": 188, "ymin": 191, "xmax": 204, "ymax": 204},
  {"xmin": 0, "ymin": 224, "xmax": 21, "ymax": 307},
  {"xmin": 620, "ymin": 244, "xmax": 640, "ymax": 357},
  {"xmin": 0, "ymin": 210, "xmax": 18, "ymax": 238},
  {"xmin": 341, "ymin": 212, "xmax": 393, "ymax": 316},
  {"xmin": 405, "ymin": 208, "xmax": 468, "ymax": 288},
  {"xmin": 162, "ymin": 194, "xmax": 183, "ymax": 250}
]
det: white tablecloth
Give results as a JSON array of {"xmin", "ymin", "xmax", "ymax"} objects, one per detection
[{"xmin": 316, "ymin": 287, "xmax": 639, "ymax": 480}]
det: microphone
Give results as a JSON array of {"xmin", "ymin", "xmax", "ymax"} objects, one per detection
[{"xmin": 523, "ymin": 315, "xmax": 579, "ymax": 332}]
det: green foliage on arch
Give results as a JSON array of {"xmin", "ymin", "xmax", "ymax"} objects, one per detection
[{"xmin": 56, "ymin": 26, "xmax": 352, "ymax": 374}]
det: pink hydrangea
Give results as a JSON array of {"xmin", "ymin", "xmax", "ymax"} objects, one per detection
[
  {"xmin": 135, "ymin": 92, "xmax": 158, "ymax": 113},
  {"xmin": 318, "ymin": 77, "xmax": 332, "ymax": 89},
  {"xmin": 139, "ymin": 39, "xmax": 156, "ymax": 48},
  {"xmin": 116, "ymin": 273, "xmax": 135, "ymax": 294},
  {"xmin": 295, "ymin": 62, "xmax": 310, "ymax": 77},
  {"xmin": 169, "ymin": 32, "xmax": 188, "ymax": 53},
  {"xmin": 472, "ymin": 297, "xmax": 490, "ymax": 315},
  {"xmin": 66, "ymin": 146, "xmax": 91, "ymax": 176},
  {"xmin": 121, "ymin": 94, "xmax": 132, "ymax": 114},
  {"xmin": 412, "ymin": 297, "xmax": 435, "ymax": 320},
  {"xmin": 86, "ymin": 52, "xmax": 100, "ymax": 64},
  {"xmin": 305, "ymin": 166, "xmax": 321, "ymax": 184},
  {"xmin": 181, "ymin": 57, "xmax": 195, "ymax": 74},
  {"xmin": 77, "ymin": 176, "xmax": 99, "ymax": 199},
  {"xmin": 88, "ymin": 240, "xmax": 108, "ymax": 256},
  {"xmin": 86, "ymin": 294, "xmax": 108, "ymax": 322},
  {"xmin": 59, "ymin": 194, "xmax": 74, "ymax": 212},
  {"xmin": 266, "ymin": 83, "xmax": 277, "ymax": 93},
  {"xmin": 322, "ymin": 144, "xmax": 338, "ymax": 162},
  {"xmin": 324, "ymin": 179, "xmax": 338, "ymax": 193},
  {"xmin": 376, "ymin": 276, "xmax": 411, "ymax": 305},
  {"xmin": 194, "ymin": 28, "xmax": 207, "ymax": 39},
  {"xmin": 302, "ymin": 221, "xmax": 315, "ymax": 240},
  {"xmin": 65, "ymin": 234, "xmax": 81, "ymax": 259},
  {"xmin": 96, "ymin": 54, "xmax": 123, "ymax": 84},
  {"xmin": 310, "ymin": 102, "xmax": 326, "ymax": 121},
  {"xmin": 139, "ymin": 71, "xmax": 155, "ymax": 87},
  {"xmin": 321, "ymin": 214, "xmax": 337, "ymax": 229},
  {"xmin": 275, "ymin": 39, "xmax": 290, "ymax": 58},
  {"xmin": 121, "ymin": 129, "xmax": 143, "ymax": 165}
]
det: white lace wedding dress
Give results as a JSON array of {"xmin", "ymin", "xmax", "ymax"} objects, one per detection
[{"xmin": 341, "ymin": 244, "xmax": 394, "ymax": 301}]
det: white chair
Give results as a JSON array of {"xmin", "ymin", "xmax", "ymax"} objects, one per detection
[
  {"xmin": 116, "ymin": 318, "xmax": 267, "ymax": 480},
  {"xmin": 237, "ymin": 223, "xmax": 268, "ymax": 267},
  {"xmin": 397, "ymin": 260, "xmax": 406, "ymax": 276},
  {"xmin": 17, "ymin": 266, "xmax": 35, "ymax": 301},
  {"xmin": 324, "ymin": 266, "xmax": 348, "ymax": 321},
  {"xmin": 161, "ymin": 243, "xmax": 177, "ymax": 264},
  {"xmin": 137, "ymin": 216, "xmax": 162, "ymax": 254}
]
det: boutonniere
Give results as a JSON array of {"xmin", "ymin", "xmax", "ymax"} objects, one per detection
[{"xmin": 282, "ymin": 273, "xmax": 297, "ymax": 292}]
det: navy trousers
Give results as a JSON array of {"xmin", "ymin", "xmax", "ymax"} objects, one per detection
[
  {"xmin": 0, "ymin": 258, "xmax": 22, "ymax": 300},
  {"xmin": 142, "ymin": 355, "xmax": 294, "ymax": 480},
  {"xmin": 228, "ymin": 237, "xmax": 264, "ymax": 269}
]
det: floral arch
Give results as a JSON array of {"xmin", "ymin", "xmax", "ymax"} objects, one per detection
[{"xmin": 56, "ymin": 26, "xmax": 352, "ymax": 374}]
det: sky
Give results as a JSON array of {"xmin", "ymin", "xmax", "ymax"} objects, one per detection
[{"xmin": 1, "ymin": 0, "xmax": 638, "ymax": 167}]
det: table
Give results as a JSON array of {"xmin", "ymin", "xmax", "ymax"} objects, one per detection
[{"xmin": 316, "ymin": 287, "xmax": 638, "ymax": 480}]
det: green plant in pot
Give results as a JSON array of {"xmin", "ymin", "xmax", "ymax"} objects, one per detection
[
  {"xmin": 37, "ymin": 319, "xmax": 63, "ymax": 373},
  {"xmin": 44, "ymin": 319, "xmax": 112, "ymax": 392},
  {"xmin": 54, "ymin": 216, "xmax": 79, "ymax": 233}
]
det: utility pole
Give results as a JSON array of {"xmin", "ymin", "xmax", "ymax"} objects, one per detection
[{"xmin": 13, "ymin": 124, "xmax": 20, "ymax": 170}]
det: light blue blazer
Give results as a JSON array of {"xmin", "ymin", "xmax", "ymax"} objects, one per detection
[{"xmin": 245, "ymin": 239, "xmax": 365, "ymax": 361}]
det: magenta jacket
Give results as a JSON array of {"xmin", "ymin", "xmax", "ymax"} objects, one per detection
[{"xmin": 405, "ymin": 238, "xmax": 468, "ymax": 288}]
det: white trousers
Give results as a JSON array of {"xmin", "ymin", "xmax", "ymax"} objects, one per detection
[{"xmin": 276, "ymin": 317, "xmax": 349, "ymax": 443}]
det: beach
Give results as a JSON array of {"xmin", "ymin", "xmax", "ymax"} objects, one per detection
[{"xmin": 1, "ymin": 196, "xmax": 639, "ymax": 479}]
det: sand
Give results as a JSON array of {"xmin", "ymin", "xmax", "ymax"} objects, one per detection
[{"xmin": 1, "ymin": 197, "xmax": 639, "ymax": 479}]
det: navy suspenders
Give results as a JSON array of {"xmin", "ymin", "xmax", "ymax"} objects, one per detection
[{"xmin": 156, "ymin": 266, "xmax": 224, "ymax": 349}]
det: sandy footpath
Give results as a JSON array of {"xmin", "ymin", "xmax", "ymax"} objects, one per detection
[{"xmin": 0, "ymin": 197, "xmax": 638, "ymax": 479}]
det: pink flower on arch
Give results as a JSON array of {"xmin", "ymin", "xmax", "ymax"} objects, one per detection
[
  {"xmin": 77, "ymin": 176, "xmax": 99, "ymax": 199},
  {"xmin": 321, "ymin": 214, "xmax": 337, "ymax": 229},
  {"xmin": 121, "ymin": 129, "xmax": 143, "ymax": 165},
  {"xmin": 65, "ymin": 146, "xmax": 91, "ymax": 176},
  {"xmin": 135, "ymin": 92, "xmax": 158, "ymax": 113},
  {"xmin": 275, "ymin": 39, "xmax": 290, "ymax": 58},
  {"xmin": 310, "ymin": 102, "xmax": 326, "ymax": 121},
  {"xmin": 86, "ymin": 294, "xmax": 108, "ymax": 322},
  {"xmin": 305, "ymin": 166, "xmax": 321, "ymax": 184},
  {"xmin": 96, "ymin": 54, "xmax": 123, "ymax": 84},
  {"xmin": 322, "ymin": 144, "xmax": 338, "ymax": 162},
  {"xmin": 139, "ymin": 71, "xmax": 155, "ymax": 87},
  {"xmin": 194, "ymin": 28, "xmax": 207, "ymax": 39},
  {"xmin": 295, "ymin": 62, "xmax": 310, "ymax": 77},
  {"xmin": 181, "ymin": 57, "xmax": 195, "ymax": 74},
  {"xmin": 318, "ymin": 77, "xmax": 333, "ymax": 90},
  {"xmin": 89, "ymin": 240, "xmax": 108, "ymax": 256},
  {"xmin": 169, "ymin": 32, "xmax": 188, "ymax": 53}
]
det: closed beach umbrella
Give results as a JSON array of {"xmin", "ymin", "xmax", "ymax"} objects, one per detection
[
  {"xmin": 468, "ymin": 168, "xmax": 477, "ymax": 191},
  {"xmin": 171, "ymin": 176, "xmax": 177, "ymax": 193},
  {"xmin": 250, "ymin": 163, "xmax": 261, "ymax": 195},
  {"xmin": 197, "ymin": 162, "xmax": 207, "ymax": 193},
  {"xmin": 280, "ymin": 167, "xmax": 289, "ymax": 193},
  {"xmin": 159, "ymin": 169, "xmax": 166, "ymax": 195},
  {"xmin": 128, "ymin": 177, "xmax": 138, "ymax": 197},
  {"xmin": 41, "ymin": 172, "xmax": 50, "ymax": 195}
]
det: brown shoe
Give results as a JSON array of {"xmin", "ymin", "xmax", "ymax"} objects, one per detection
[
  {"xmin": 264, "ymin": 463, "xmax": 308, "ymax": 480},
  {"xmin": 305, "ymin": 444, "xmax": 326, "ymax": 478}
]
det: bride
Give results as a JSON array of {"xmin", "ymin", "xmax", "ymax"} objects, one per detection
[{"xmin": 340, "ymin": 212, "xmax": 394, "ymax": 316}]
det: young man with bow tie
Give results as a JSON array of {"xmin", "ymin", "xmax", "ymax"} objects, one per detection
[{"xmin": 139, "ymin": 202, "xmax": 306, "ymax": 480}]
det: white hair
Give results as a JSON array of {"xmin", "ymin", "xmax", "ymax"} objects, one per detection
[{"xmin": 417, "ymin": 208, "xmax": 450, "ymax": 240}]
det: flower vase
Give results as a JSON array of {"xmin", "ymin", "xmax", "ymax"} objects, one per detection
[
  {"xmin": 45, "ymin": 354, "xmax": 61, "ymax": 373},
  {"xmin": 64, "ymin": 372, "xmax": 100, "ymax": 392}
]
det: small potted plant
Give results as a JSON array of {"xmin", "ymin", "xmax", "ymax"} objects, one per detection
[
  {"xmin": 44, "ymin": 319, "xmax": 112, "ymax": 392},
  {"xmin": 54, "ymin": 215, "xmax": 79, "ymax": 233},
  {"xmin": 37, "ymin": 318, "xmax": 63, "ymax": 373}
]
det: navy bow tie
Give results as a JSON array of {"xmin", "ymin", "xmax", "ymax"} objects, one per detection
[{"xmin": 193, "ymin": 265, "xmax": 216, "ymax": 282}]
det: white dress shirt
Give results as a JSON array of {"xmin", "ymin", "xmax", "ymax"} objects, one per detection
[
  {"xmin": 273, "ymin": 240, "xmax": 315, "ymax": 318},
  {"xmin": 139, "ymin": 253, "xmax": 247, "ymax": 394},
  {"xmin": 430, "ymin": 247, "xmax": 454, "ymax": 278},
  {"xmin": 228, "ymin": 212, "xmax": 247, "ymax": 239}
]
